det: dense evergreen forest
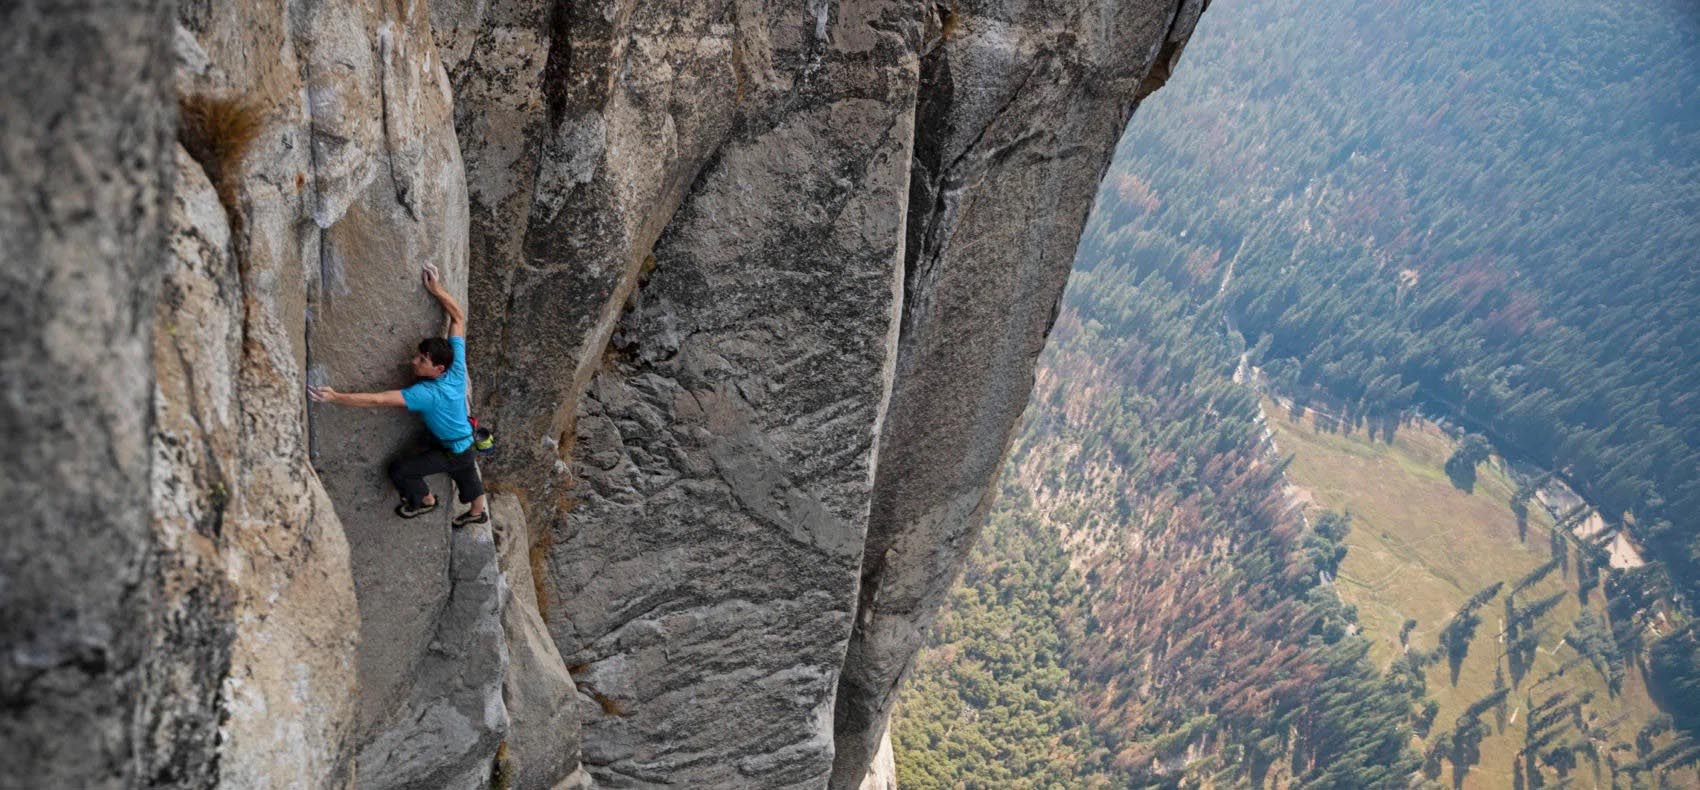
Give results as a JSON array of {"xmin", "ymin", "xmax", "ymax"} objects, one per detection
[
  {"xmin": 891, "ymin": 502, "xmax": 1107, "ymax": 787},
  {"xmin": 893, "ymin": 262, "xmax": 1421, "ymax": 786},
  {"xmin": 1084, "ymin": 0, "xmax": 1700, "ymax": 730},
  {"xmin": 893, "ymin": 0, "xmax": 1700, "ymax": 784}
]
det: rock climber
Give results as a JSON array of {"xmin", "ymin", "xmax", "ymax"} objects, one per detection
[{"xmin": 308, "ymin": 264, "xmax": 489, "ymax": 526}]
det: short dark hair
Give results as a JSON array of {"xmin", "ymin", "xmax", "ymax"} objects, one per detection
[{"xmin": 419, "ymin": 337, "xmax": 455, "ymax": 370}]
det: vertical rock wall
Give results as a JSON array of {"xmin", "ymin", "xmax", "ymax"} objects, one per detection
[
  {"xmin": 491, "ymin": 494, "xmax": 591, "ymax": 789},
  {"xmin": 425, "ymin": 0, "xmax": 1210, "ymax": 785},
  {"xmin": 146, "ymin": 146, "xmax": 243, "ymax": 789},
  {"xmin": 437, "ymin": 0, "xmax": 769, "ymax": 528},
  {"xmin": 832, "ymin": 2, "xmax": 1211, "ymax": 784},
  {"xmin": 4, "ymin": 0, "xmax": 1209, "ymax": 785},
  {"xmin": 178, "ymin": 1, "xmax": 496, "ymax": 785},
  {"xmin": 154, "ymin": 140, "xmax": 361, "ymax": 790},
  {"xmin": 286, "ymin": 0, "xmax": 483, "ymax": 764},
  {"xmin": 1, "ymin": 2, "xmax": 176, "ymax": 786},
  {"xmin": 542, "ymin": 5, "xmax": 921, "ymax": 785},
  {"xmin": 352, "ymin": 519, "xmax": 507, "ymax": 790},
  {"xmin": 859, "ymin": 732, "xmax": 899, "ymax": 790}
]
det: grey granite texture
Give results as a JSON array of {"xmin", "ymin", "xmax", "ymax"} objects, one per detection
[
  {"xmin": 492, "ymin": 493, "xmax": 588, "ymax": 789},
  {"xmin": 832, "ymin": 2, "xmax": 1211, "ymax": 785},
  {"xmin": 1, "ymin": 2, "xmax": 178, "ymax": 786},
  {"xmin": 1, "ymin": 0, "xmax": 1209, "ymax": 785}
]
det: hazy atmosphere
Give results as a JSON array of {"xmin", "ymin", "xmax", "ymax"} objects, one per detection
[{"xmin": 5, "ymin": 0, "xmax": 1697, "ymax": 788}]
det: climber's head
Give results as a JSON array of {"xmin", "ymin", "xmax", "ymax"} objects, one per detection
[{"xmin": 412, "ymin": 337, "xmax": 454, "ymax": 379}]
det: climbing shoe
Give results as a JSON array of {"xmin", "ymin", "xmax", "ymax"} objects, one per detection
[
  {"xmin": 452, "ymin": 509, "xmax": 489, "ymax": 528},
  {"xmin": 395, "ymin": 499, "xmax": 439, "ymax": 519}
]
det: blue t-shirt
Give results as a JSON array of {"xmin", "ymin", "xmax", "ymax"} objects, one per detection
[{"xmin": 402, "ymin": 336, "xmax": 473, "ymax": 453}]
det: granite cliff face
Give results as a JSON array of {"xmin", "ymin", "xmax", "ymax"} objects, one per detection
[{"xmin": 2, "ymin": 0, "xmax": 1205, "ymax": 787}]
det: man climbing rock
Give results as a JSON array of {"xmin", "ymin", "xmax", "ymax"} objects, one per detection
[{"xmin": 309, "ymin": 264, "xmax": 489, "ymax": 526}]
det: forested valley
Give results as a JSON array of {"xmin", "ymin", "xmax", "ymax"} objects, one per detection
[
  {"xmin": 892, "ymin": 0, "xmax": 1700, "ymax": 786},
  {"xmin": 894, "ymin": 237, "xmax": 1419, "ymax": 788},
  {"xmin": 1101, "ymin": 0, "xmax": 1700, "ymax": 617}
]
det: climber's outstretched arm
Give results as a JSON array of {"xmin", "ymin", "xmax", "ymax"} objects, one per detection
[
  {"xmin": 422, "ymin": 264, "xmax": 465, "ymax": 338},
  {"xmin": 308, "ymin": 386, "xmax": 406, "ymax": 408}
]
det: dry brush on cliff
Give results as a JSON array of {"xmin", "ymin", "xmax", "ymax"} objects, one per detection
[{"xmin": 4, "ymin": 0, "xmax": 1215, "ymax": 786}]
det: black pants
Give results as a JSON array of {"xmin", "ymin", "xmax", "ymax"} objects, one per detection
[{"xmin": 388, "ymin": 444, "xmax": 484, "ymax": 508}]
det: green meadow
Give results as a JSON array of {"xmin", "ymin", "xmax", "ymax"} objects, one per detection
[{"xmin": 1266, "ymin": 398, "xmax": 1664, "ymax": 789}]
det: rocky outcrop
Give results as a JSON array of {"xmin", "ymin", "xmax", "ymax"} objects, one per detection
[
  {"xmin": 154, "ymin": 142, "xmax": 362, "ymax": 789},
  {"xmin": 831, "ymin": 1, "xmax": 1211, "ymax": 785},
  {"xmin": 354, "ymin": 519, "xmax": 507, "ymax": 790},
  {"xmin": 5, "ymin": 0, "xmax": 1207, "ymax": 785},
  {"xmin": 858, "ymin": 732, "xmax": 899, "ymax": 790},
  {"xmin": 435, "ymin": 0, "xmax": 805, "ymax": 529},
  {"xmin": 2, "ymin": 2, "xmax": 177, "ymax": 787},
  {"xmin": 175, "ymin": 0, "xmax": 488, "ymax": 783},
  {"xmin": 491, "ymin": 494, "xmax": 588, "ymax": 790},
  {"xmin": 530, "ymin": 5, "xmax": 921, "ymax": 785},
  {"xmin": 146, "ymin": 146, "xmax": 243, "ymax": 789},
  {"xmin": 436, "ymin": 1, "xmax": 1207, "ymax": 785}
]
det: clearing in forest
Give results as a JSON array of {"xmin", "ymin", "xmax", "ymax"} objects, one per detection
[{"xmin": 1264, "ymin": 398, "xmax": 1665, "ymax": 789}]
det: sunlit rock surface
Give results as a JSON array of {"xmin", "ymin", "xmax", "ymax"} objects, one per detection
[{"xmin": 2, "ymin": 0, "xmax": 1207, "ymax": 785}]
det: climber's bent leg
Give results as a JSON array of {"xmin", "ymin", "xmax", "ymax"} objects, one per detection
[
  {"xmin": 389, "ymin": 448, "xmax": 454, "ymax": 509},
  {"xmin": 444, "ymin": 449, "xmax": 484, "ymax": 505},
  {"xmin": 442, "ymin": 449, "xmax": 487, "ymax": 526}
]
